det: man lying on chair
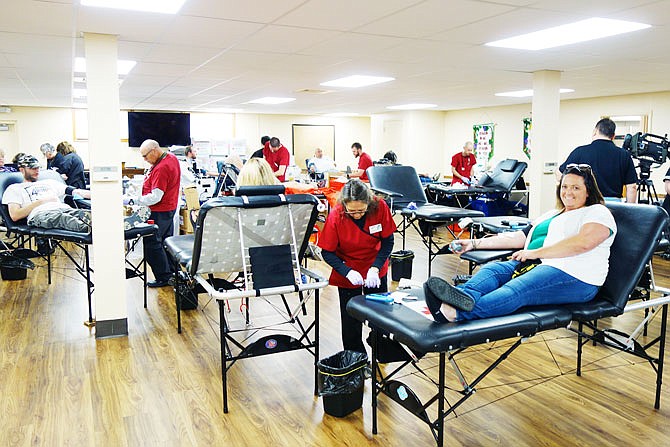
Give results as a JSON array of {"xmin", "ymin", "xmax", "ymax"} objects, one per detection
[
  {"xmin": 424, "ymin": 163, "xmax": 617, "ymax": 322},
  {"xmin": 2, "ymin": 154, "xmax": 145, "ymax": 232}
]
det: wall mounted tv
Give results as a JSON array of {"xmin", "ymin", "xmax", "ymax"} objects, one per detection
[{"xmin": 127, "ymin": 111, "xmax": 191, "ymax": 148}]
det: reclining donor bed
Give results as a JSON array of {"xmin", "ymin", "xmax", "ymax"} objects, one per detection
[
  {"xmin": 0, "ymin": 171, "xmax": 157, "ymax": 325},
  {"xmin": 164, "ymin": 186, "xmax": 328, "ymax": 412},
  {"xmin": 347, "ymin": 202, "xmax": 670, "ymax": 446}
]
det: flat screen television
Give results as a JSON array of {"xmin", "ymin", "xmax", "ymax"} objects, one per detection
[{"xmin": 127, "ymin": 111, "xmax": 191, "ymax": 148}]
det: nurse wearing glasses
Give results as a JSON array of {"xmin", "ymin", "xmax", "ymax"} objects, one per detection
[{"xmin": 318, "ymin": 179, "xmax": 396, "ymax": 353}]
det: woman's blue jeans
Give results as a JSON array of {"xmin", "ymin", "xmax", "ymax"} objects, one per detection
[{"xmin": 456, "ymin": 260, "xmax": 599, "ymax": 321}]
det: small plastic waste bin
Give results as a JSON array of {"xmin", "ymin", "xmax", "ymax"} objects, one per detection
[
  {"xmin": 390, "ymin": 250, "xmax": 414, "ymax": 282},
  {"xmin": 318, "ymin": 350, "xmax": 368, "ymax": 417},
  {"xmin": 0, "ymin": 251, "xmax": 35, "ymax": 281}
]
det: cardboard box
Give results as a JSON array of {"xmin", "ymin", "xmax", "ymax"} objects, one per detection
[
  {"xmin": 180, "ymin": 208, "xmax": 194, "ymax": 234},
  {"xmin": 183, "ymin": 186, "xmax": 200, "ymax": 210}
]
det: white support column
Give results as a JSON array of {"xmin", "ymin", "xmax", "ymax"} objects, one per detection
[
  {"xmin": 529, "ymin": 70, "xmax": 561, "ymax": 218},
  {"xmin": 84, "ymin": 33, "xmax": 128, "ymax": 338}
]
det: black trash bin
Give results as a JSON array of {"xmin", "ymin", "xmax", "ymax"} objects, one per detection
[
  {"xmin": 318, "ymin": 350, "xmax": 368, "ymax": 417},
  {"xmin": 0, "ymin": 251, "xmax": 35, "ymax": 281},
  {"xmin": 390, "ymin": 250, "xmax": 414, "ymax": 282}
]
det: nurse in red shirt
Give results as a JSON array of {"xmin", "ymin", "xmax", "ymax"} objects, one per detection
[
  {"xmin": 318, "ymin": 179, "xmax": 396, "ymax": 353},
  {"xmin": 262, "ymin": 137, "xmax": 290, "ymax": 182},
  {"xmin": 349, "ymin": 142, "xmax": 373, "ymax": 181}
]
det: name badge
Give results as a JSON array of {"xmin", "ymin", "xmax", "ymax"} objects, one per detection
[{"xmin": 369, "ymin": 223, "xmax": 382, "ymax": 234}]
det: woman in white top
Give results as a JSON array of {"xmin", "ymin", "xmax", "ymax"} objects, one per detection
[{"xmin": 425, "ymin": 163, "xmax": 617, "ymax": 322}]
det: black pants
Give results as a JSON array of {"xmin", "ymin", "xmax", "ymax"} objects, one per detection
[
  {"xmin": 337, "ymin": 275, "xmax": 388, "ymax": 353},
  {"xmin": 144, "ymin": 210, "xmax": 175, "ymax": 282}
]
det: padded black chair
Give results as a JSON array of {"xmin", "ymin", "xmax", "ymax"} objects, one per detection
[
  {"xmin": 212, "ymin": 162, "xmax": 240, "ymax": 197},
  {"xmin": 367, "ymin": 165, "xmax": 484, "ymax": 275},
  {"xmin": 428, "ymin": 158, "xmax": 528, "ymax": 214},
  {"xmin": 347, "ymin": 202, "xmax": 669, "ymax": 447},
  {"xmin": 164, "ymin": 186, "xmax": 328, "ymax": 413}
]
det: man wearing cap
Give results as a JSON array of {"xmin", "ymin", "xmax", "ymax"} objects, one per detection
[
  {"xmin": 2, "ymin": 154, "xmax": 92, "ymax": 231},
  {"xmin": 2, "ymin": 155, "xmax": 146, "ymax": 233},
  {"xmin": 262, "ymin": 137, "xmax": 290, "ymax": 182},
  {"xmin": 138, "ymin": 139, "xmax": 181, "ymax": 288}
]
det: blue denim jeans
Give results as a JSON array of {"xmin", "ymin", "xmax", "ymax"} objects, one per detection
[{"xmin": 456, "ymin": 260, "xmax": 599, "ymax": 320}]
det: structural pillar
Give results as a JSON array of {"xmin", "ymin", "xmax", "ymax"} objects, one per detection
[
  {"xmin": 84, "ymin": 33, "xmax": 128, "ymax": 338},
  {"xmin": 529, "ymin": 70, "xmax": 562, "ymax": 218}
]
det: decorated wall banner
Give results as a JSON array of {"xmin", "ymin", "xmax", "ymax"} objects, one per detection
[
  {"xmin": 523, "ymin": 118, "xmax": 532, "ymax": 159},
  {"xmin": 473, "ymin": 122, "xmax": 494, "ymax": 163}
]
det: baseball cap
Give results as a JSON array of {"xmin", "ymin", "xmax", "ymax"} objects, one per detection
[
  {"xmin": 17, "ymin": 154, "xmax": 41, "ymax": 169},
  {"xmin": 40, "ymin": 143, "xmax": 55, "ymax": 155}
]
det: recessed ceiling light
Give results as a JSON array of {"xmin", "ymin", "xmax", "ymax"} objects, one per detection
[
  {"xmin": 80, "ymin": 0, "xmax": 186, "ymax": 14},
  {"xmin": 485, "ymin": 18, "xmax": 650, "ymax": 51},
  {"xmin": 386, "ymin": 103, "xmax": 437, "ymax": 111},
  {"xmin": 246, "ymin": 97, "xmax": 296, "ymax": 105},
  {"xmin": 495, "ymin": 88, "xmax": 574, "ymax": 98},
  {"xmin": 74, "ymin": 57, "xmax": 137, "ymax": 75},
  {"xmin": 323, "ymin": 113, "xmax": 360, "ymax": 117},
  {"xmin": 321, "ymin": 75, "xmax": 395, "ymax": 88}
]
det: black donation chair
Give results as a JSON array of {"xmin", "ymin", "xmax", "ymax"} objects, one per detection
[{"xmin": 347, "ymin": 202, "xmax": 669, "ymax": 447}]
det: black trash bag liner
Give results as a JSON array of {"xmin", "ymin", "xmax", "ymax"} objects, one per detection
[
  {"xmin": 317, "ymin": 350, "xmax": 368, "ymax": 396},
  {"xmin": 0, "ymin": 251, "xmax": 36, "ymax": 270}
]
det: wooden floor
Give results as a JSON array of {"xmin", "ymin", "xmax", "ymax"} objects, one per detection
[{"xmin": 1, "ymin": 226, "xmax": 670, "ymax": 446}]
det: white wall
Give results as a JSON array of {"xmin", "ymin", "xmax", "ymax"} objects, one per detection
[
  {"xmin": 0, "ymin": 106, "xmax": 76, "ymax": 162},
  {"xmin": 0, "ymin": 107, "xmax": 371, "ymax": 171},
  {"xmin": 443, "ymin": 92, "xmax": 670, "ymax": 210},
  {"xmin": 6, "ymin": 91, "xmax": 670, "ymax": 209}
]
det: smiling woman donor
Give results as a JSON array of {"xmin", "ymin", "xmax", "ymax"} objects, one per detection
[{"xmin": 424, "ymin": 163, "xmax": 617, "ymax": 322}]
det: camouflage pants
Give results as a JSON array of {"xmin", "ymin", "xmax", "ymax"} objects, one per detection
[{"xmin": 28, "ymin": 209, "xmax": 91, "ymax": 233}]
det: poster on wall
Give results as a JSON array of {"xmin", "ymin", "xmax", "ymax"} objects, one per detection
[
  {"xmin": 473, "ymin": 123, "xmax": 494, "ymax": 179},
  {"xmin": 523, "ymin": 118, "xmax": 532, "ymax": 159}
]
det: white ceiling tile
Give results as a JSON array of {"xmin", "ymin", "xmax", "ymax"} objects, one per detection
[
  {"xmin": 181, "ymin": 0, "xmax": 306, "ymax": 23},
  {"xmin": 276, "ymin": 0, "xmax": 423, "ymax": 30},
  {"xmin": 0, "ymin": 1, "xmax": 73, "ymax": 35},
  {"xmin": 233, "ymin": 25, "xmax": 340, "ymax": 54},
  {"xmin": 359, "ymin": 0, "xmax": 517, "ymax": 38},
  {"xmin": 300, "ymin": 33, "xmax": 405, "ymax": 58},
  {"xmin": 159, "ymin": 16, "xmax": 265, "ymax": 47}
]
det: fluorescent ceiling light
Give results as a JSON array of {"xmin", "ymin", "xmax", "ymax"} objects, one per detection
[
  {"xmin": 495, "ymin": 88, "xmax": 574, "ymax": 98},
  {"xmin": 485, "ymin": 18, "xmax": 650, "ymax": 51},
  {"xmin": 246, "ymin": 97, "xmax": 296, "ymax": 105},
  {"xmin": 80, "ymin": 0, "xmax": 186, "ymax": 14},
  {"xmin": 321, "ymin": 75, "xmax": 394, "ymax": 88},
  {"xmin": 386, "ymin": 103, "xmax": 437, "ymax": 111},
  {"xmin": 323, "ymin": 113, "xmax": 360, "ymax": 117},
  {"xmin": 74, "ymin": 57, "xmax": 137, "ymax": 75}
]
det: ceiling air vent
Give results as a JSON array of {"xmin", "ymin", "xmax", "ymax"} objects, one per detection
[{"xmin": 295, "ymin": 88, "xmax": 332, "ymax": 95}]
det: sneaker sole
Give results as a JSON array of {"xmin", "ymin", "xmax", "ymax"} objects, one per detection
[{"xmin": 425, "ymin": 276, "xmax": 475, "ymax": 312}]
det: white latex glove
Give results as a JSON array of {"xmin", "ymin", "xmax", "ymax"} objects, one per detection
[
  {"xmin": 346, "ymin": 269, "xmax": 364, "ymax": 286},
  {"xmin": 462, "ymin": 177, "xmax": 470, "ymax": 185},
  {"xmin": 365, "ymin": 268, "xmax": 380, "ymax": 289}
]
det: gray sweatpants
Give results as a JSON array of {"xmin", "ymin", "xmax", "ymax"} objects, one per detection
[{"xmin": 28, "ymin": 209, "xmax": 91, "ymax": 233}]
